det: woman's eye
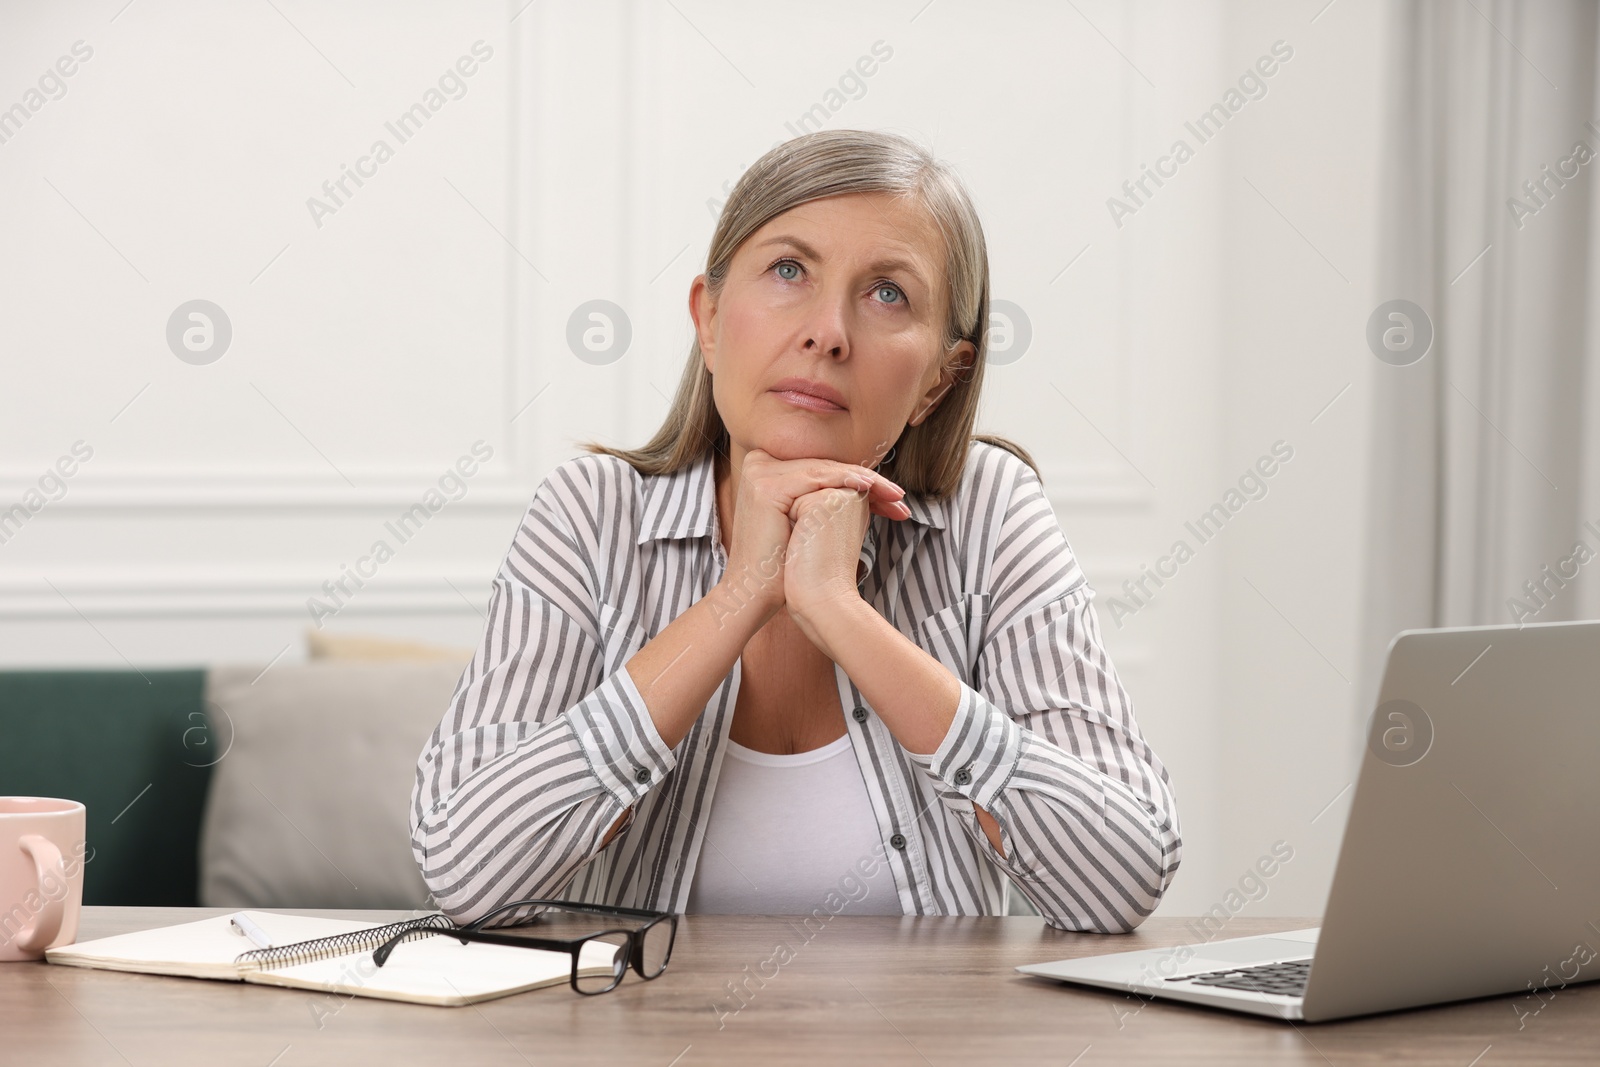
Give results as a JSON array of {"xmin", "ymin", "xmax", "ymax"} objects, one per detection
[{"xmin": 768, "ymin": 258, "xmax": 906, "ymax": 308}]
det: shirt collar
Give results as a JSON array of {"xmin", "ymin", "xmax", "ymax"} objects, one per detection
[{"xmin": 635, "ymin": 449, "xmax": 950, "ymax": 546}]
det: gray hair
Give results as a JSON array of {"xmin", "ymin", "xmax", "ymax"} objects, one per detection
[{"xmin": 579, "ymin": 128, "xmax": 1036, "ymax": 496}]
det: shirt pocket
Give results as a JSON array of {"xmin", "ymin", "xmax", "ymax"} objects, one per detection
[{"xmin": 914, "ymin": 592, "xmax": 990, "ymax": 681}]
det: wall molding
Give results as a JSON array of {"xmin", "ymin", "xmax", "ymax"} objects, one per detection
[
  {"xmin": 0, "ymin": 456, "xmax": 1151, "ymax": 513},
  {"xmin": 0, "ymin": 15, "xmax": 535, "ymax": 512},
  {"xmin": 0, "ymin": 571, "xmax": 496, "ymax": 619},
  {"xmin": 0, "ymin": 481, "xmax": 537, "ymax": 512}
]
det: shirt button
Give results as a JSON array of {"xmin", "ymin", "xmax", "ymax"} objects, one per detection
[
  {"xmin": 889, "ymin": 833, "xmax": 906, "ymax": 850},
  {"xmin": 852, "ymin": 705, "xmax": 868, "ymax": 723},
  {"xmin": 954, "ymin": 766, "xmax": 972, "ymax": 786},
  {"xmin": 634, "ymin": 767, "xmax": 650, "ymax": 784}
]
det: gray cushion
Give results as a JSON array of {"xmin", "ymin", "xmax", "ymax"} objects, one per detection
[{"xmin": 198, "ymin": 661, "xmax": 465, "ymax": 909}]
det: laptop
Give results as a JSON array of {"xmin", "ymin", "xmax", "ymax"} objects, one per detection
[{"xmin": 1017, "ymin": 618, "xmax": 1600, "ymax": 1022}]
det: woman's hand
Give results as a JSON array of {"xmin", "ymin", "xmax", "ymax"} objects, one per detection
[
  {"xmin": 720, "ymin": 448, "xmax": 908, "ymax": 624},
  {"xmin": 781, "ymin": 484, "xmax": 878, "ymax": 652}
]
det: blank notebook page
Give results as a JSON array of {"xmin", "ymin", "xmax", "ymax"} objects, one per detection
[{"xmin": 46, "ymin": 911, "xmax": 619, "ymax": 1006}]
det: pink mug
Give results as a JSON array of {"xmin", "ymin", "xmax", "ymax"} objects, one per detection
[{"xmin": 1, "ymin": 797, "xmax": 88, "ymax": 962}]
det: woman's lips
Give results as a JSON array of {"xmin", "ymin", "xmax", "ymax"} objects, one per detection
[{"xmin": 772, "ymin": 389, "xmax": 846, "ymax": 413}]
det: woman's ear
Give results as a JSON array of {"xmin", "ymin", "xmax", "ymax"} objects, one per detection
[
  {"xmin": 689, "ymin": 275, "xmax": 717, "ymax": 372},
  {"xmin": 909, "ymin": 341, "xmax": 976, "ymax": 426}
]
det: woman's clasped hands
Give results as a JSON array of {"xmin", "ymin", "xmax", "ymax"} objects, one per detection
[{"xmin": 721, "ymin": 448, "xmax": 910, "ymax": 635}]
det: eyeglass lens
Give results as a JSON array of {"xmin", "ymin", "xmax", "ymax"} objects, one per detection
[
  {"xmin": 575, "ymin": 931, "xmax": 630, "ymax": 994},
  {"xmin": 638, "ymin": 918, "xmax": 673, "ymax": 977},
  {"xmin": 467, "ymin": 904, "xmax": 674, "ymax": 992}
]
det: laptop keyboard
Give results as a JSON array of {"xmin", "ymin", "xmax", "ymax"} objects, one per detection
[{"xmin": 1166, "ymin": 958, "xmax": 1312, "ymax": 997}]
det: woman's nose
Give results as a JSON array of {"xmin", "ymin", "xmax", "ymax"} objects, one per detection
[{"xmin": 801, "ymin": 293, "xmax": 850, "ymax": 358}]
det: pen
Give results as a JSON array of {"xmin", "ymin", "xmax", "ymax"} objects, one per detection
[{"xmin": 230, "ymin": 912, "xmax": 274, "ymax": 950}]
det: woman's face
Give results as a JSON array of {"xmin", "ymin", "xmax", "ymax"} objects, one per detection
[{"xmin": 690, "ymin": 191, "xmax": 974, "ymax": 468}]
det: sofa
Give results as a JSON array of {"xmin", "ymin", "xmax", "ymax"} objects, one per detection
[{"xmin": 0, "ymin": 631, "xmax": 472, "ymax": 909}]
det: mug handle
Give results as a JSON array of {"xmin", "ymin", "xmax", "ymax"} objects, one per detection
[{"xmin": 14, "ymin": 834, "xmax": 67, "ymax": 954}]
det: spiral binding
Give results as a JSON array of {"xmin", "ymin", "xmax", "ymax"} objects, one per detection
[{"xmin": 233, "ymin": 913, "xmax": 457, "ymax": 972}]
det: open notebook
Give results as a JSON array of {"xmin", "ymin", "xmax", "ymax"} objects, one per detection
[{"xmin": 44, "ymin": 910, "xmax": 619, "ymax": 1006}]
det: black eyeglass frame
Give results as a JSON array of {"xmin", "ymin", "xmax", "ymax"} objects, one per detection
[{"xmin": 371, "ymin": 898, "xmax": 678, "ymax": 996}]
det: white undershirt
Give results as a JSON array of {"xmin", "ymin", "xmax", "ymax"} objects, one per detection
[{"xmin": 685, "ymin": 732, "xmax": 902, "ymax": 915}]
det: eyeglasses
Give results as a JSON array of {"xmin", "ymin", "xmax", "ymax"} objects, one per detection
[{"xmin": 371, "ymin": 898, "xmax": 678, "ymax": 995}]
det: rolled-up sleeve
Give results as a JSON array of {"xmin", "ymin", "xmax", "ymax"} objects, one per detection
[
  {"xmin": 409, "ymin": 464, "xmax": 675, "ymax": 924},
  {"xmin": 903, "ymin": 464, "xmax": 1182, "ymax": 933}
]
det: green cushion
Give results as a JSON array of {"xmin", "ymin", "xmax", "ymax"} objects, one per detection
[{"xmin": 0, "ymin": 669, "xmax": 212, "ymax": 905}]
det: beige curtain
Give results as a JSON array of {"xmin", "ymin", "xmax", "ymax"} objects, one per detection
[{"xmin": 1359, "ymin": 0, "xmax": 1600, "ymax": 714}]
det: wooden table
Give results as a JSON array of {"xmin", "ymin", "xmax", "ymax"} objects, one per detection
[{"xmin": 4, "ymin": 908, "xmax": 1595, "ymax": 1065}]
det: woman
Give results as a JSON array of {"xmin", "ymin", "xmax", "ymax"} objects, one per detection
[{"xmin": 410, "ymin": 129, "xmax": 1181, "ymax": 932}]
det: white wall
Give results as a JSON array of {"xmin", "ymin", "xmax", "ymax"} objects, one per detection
[{"xmin": 0, "ymin": 0, "xmax": 1388, "ymax": 919}]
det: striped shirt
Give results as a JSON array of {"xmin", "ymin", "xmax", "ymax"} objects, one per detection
[{"xmin": 410, "ymin": 439, "xmax": 1183, "ymax": 932}]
